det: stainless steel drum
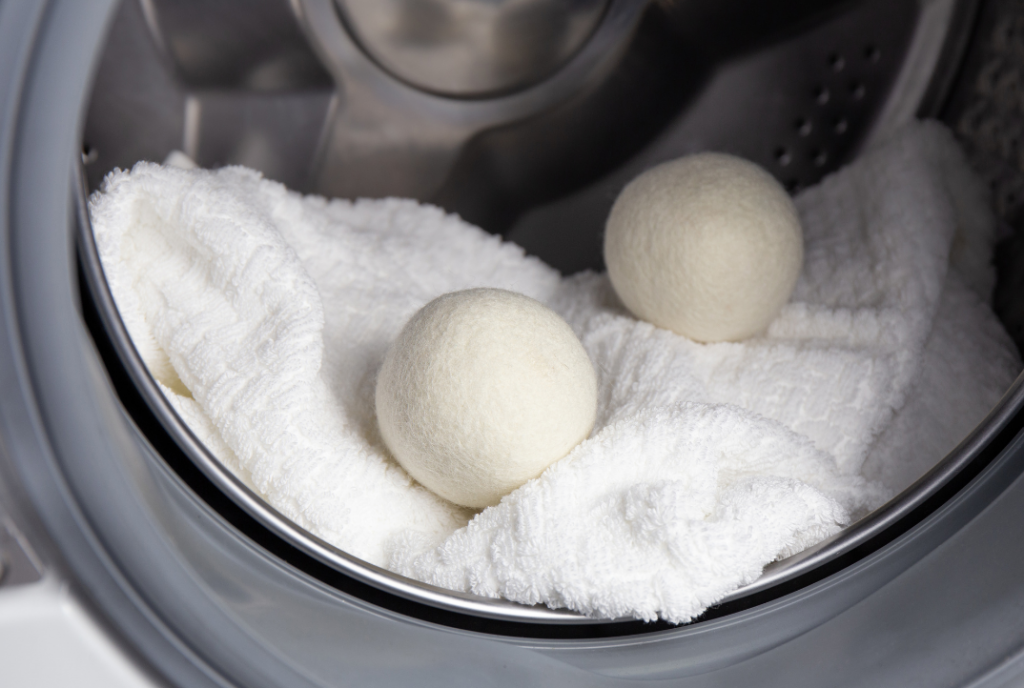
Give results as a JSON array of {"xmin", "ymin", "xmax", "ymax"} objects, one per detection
[{"xmin": 5, "ymin": 0, "xmax": 1024, "ymax": 685}]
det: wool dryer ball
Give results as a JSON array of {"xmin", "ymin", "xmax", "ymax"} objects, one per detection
[
  {"xmin": 604, "ymin": 152, "xmax": 804, "ymax": 342},
  {"xmin": 375, "ymin": 288, "xmax": 598, "ymax": 509}
]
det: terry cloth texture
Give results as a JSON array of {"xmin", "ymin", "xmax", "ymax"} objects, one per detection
[{"xmin": 89, "ymin": 121, "xmax": 1020, "ymax": 623}]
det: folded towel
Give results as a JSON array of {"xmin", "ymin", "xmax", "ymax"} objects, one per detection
[{"xmin": 89, "ymin": 120, "xmax": 1020, "ymax": 623}]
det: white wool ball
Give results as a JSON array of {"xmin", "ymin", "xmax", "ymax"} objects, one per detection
[
  {"xmin": 375, "ymin": 288, "xmax": 598, "ymax": 508},
  {"xmin": 604, "ymin": 153, "xmax": 803, "ymax": 342}
]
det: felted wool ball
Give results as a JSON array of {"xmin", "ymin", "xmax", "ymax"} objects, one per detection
[
  {"xmin": 604, "ymin": 152, "xmax": 803, "ymax": 342},
  {"xmin": 375, "ymin": 288, "xmax": 598, "ymax": 508}
]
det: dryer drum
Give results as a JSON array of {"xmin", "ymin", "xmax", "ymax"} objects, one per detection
[{"xmin": 5, "ymin": 0, "xmax": 1024, "ymax": 685}]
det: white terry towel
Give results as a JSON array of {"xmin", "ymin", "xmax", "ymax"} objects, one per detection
[{"xmin": 89, "ymin": 120, "xmax": 1020, "ymax": 623}]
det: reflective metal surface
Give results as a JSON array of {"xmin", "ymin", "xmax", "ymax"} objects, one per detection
[
  {"xmin": 335, "ymin": 0, "xmax": 609, "ymax": 96},
  {"xmin": 0, "ymin": 516, "xmax": 42, "ymax": 589},
  {"xmin": 297, "ymin": 0, "xmax": 645, "ymax": 200},
  {"xmin": 503, "ymin": 0, "xmax": 924, "ymax": 273},
  {"xmin": 140, "ymin": 0, "xmax": 332, "ymax": 90}
]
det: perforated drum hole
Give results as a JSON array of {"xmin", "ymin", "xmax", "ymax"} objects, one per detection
[
  {"xmin": 813, "ymin": 150, "xmax": 828, "ymax": 167},
  {"xmin": 775, "ymin": 147, "xmax": 793, "ymax": 166},
  {"xmin": 834, "ymin": 117, "xmax": 849, "ymax": 134},
  {"xmin": 864, "ymin": 44, "xmax": 881, "ymax": 63},
  {"xmin": 828, "ymin": 53, "xmax": 846, "ymax": 72},
  {"xmin": 851, "ymin": 81, "xmax": 867, "ymax": 100},
  {"xmin": 796, "ymin": 118, "xmax": 813, "ymax": 137},
  {"xmin": 814, "ymin": 86, "xmax": 830, "ymax": 105}
]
